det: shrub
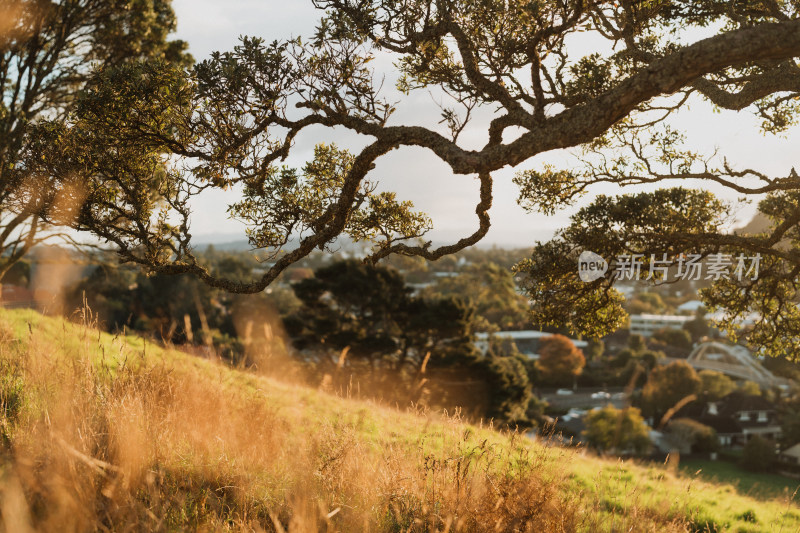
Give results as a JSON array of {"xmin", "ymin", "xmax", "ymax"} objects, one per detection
[
  {"xmin": 740, "ymin": 436, "xmax": 776, "ymax": 472},
  {"xmin": 666, "ymin": 418, "xmax": 719, "ymax": 454}
]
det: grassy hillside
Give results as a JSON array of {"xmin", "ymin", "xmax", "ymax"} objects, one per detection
[{"xmin": 0, "ymin": 308, "xmax": 797, "ymax": 532}]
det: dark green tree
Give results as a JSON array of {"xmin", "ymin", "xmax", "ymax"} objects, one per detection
[
  {"xmin": 627, "ymin": 334, "xmax": 646, "ymax": 353},
  {"xmin": 584, "ymin": 337, "xmax": 604, "ymax": 361},
  {"xmin": 684, "ymin": 309, "xmax": 711, "ymax": 343},
  {"xmin": 286, "ymin": 259, "xmax": 412, "ymax": 367},
  {"xmin": 64, "ymin": 250, "xmax": 282, "ymax": 361},
  {"xmin": 286, "ymin": 259, "xmax": 532, "ymax": 421},
  {"xmin": 778, "ymin": 397, "xmax": 800, "ymax": 447},
  {"xmin": 652, "ymin": 328, "xmax": 693, "ymax": 352},
  {"xmin": 740, "ymin": 436, "xmax": 776, "ymax": 472}
]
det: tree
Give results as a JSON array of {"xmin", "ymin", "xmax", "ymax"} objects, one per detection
[
  {"xmin": 698, "ymin": 370, "xmax": 737, "ymax": 402},
  {"xmin": 22, "ymin": 1, "xmax": 800, "ymax": 361},
  {"xmin": 0, "ymin": 0, "xmax": 191, "ymax": 281},
  {"xmin": 639, "ymin": 350, "xmax": 661, "ymax": 372},
  {"xmin": 627, "ymin": 334, "xmax": 646, "ymax": 353},
  {"xmin": 286, "ymin": 259, "xmax": 414, "ymax": 367},
  {"xmin": 739, "ymin": 381, "xmax": 762, "ymax": 396},
  {"xmin": 683, "ymin": 309, "xmax": 711, "ymax": 343},
  {"xmin": 422, "ymin": 262, "xmax": 530, "ymax": 331},
  {"xmin": 286, "ymin": 259, "xmax": 532, "ymax": 422},
  {"xmin": 778, "ymin": 397, "xmax": 800, "ymax": 447},
  {"xmin": 641, "ymin": 361, "xmax": 701, "ymax": 421},
  {"xmin": 64, "ymin": 249, "xmax": 285, "ymax": 362},
  {"xmin": 627, "ymin": 292, "xmax": 666, "ymax": 315},
  {"xmin": 665, "ymin": 418, "xmax": 718, "ymax": 454},
  {"xmin": 584, "ymin": 337, "xmax": 604, "ymax": 361},
  {"xmin": 472, "ymin": 350, "xmax": 533, "ymax": 424},
  {"xmin": 652, "ymin": 328, "xmax": 693, "ymax": 352},
  {"xmin": 535, "ymin": 334, "xmax": 585, "ymax": 386},
  {"xmin": 287, "ymin": 258, "xmax": 489, "ymax": 369},
  {"xmin": 583, "ymin": 405, "xmax": 650, "ymax": 455}
]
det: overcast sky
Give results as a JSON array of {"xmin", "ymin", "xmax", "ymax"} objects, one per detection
[{"xmin": 171, "ymin": 0, "xmax": 800, "ymax": 248}]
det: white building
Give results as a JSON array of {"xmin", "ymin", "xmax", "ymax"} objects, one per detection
[
  {"xmin": 629, "ymin": 314, "xmax": 692, "ymax": 337},
  {"xmin": 677, "ymin": 300, "xmax": 705, "ymax": 313}
]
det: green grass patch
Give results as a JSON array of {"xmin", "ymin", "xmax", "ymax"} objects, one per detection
[{"xmin": 681, "ymin": 459, "xmax": 800, "ymax": 501}]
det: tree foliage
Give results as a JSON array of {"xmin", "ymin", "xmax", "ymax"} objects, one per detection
[
  {"xmin": 286, "ymin": 259, "xmax": 467, "ymax": 367},
  {"xmin": 535, "ymin": 334, "xmax": 585, "ymax": 385},
  {"xmin": 652, "ymin": 328, "xmax": 693, "ymax": 352},
  {"xmin": 740, "ymin": 435, "xmax": 776, "ymax": 472},
  {"xmin": 422, "ymin": 262, "xmax": 530, "ymax": 331},
  {"xmin": 285, "ymin": 259, "xmax": 532, "ymax": 421},
  {"xmin": 0, "ymin": 0, "xmax": 190, "ymax": 280},
  {"xmin": 64, "ymin": 250, "xmax": 288, "ymax": 361},
  {"xmin": 583, "ymin": 405, "xmax": 651, "ymax": 454},
  {"xmin": 666, "ymin": 418, "xmax": 718, "ymax": 454},
  {"xmin": 698, "ymin": 370, "xmax": 737, "ymax": 402},
  {"xmin": 641, "ymin": 360, "xmax": 701, "ymax": 421}
]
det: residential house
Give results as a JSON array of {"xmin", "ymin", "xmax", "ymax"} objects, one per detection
[
  {"xmin": 780, "ymin": 443, "xmax": 800, "ymax": 466},
  {"xmin": 674, "ymin": 391, "xmax": 782, "ymax": 448}
]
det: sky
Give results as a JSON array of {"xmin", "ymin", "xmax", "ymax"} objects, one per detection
[{"xmin": 171, "ymin": 0, "xmax": 800, "ymax": 248}]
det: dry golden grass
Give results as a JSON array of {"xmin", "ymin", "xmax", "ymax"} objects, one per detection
[
  {"xmin": 0, "ymin": 308, "xmax": 795, "ymax": 532},
  {"xmin": 0, "ymin": 308, "xmax": 587, "ymax": 532}
]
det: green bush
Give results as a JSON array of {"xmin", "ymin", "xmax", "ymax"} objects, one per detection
[
  {"xmin": 740, "ymin": 436, "xmax": 775, "ymax": 472},
  {"xmin": 735, "ymin": 509, "xmax": 758, "ymax": 523},
  {"xmin": 667, "ymin": 418, "xmax": 719, "ymax": 453}
]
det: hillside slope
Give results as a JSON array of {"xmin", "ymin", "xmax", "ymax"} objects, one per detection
[{"xmin": 0, "ymin": 308, "xmax": 797, "ymax": 532}]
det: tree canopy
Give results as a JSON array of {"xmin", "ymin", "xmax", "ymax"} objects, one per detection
[
  {"xmin": 641, "ymin": 360, "xmax": 701, "ymax": 421},
  {"xmin": 536, "ymin": 333, "xmax": 585, "ymax": 385},
  {"xmin": 284, "ymin": 259, "xmax": 532, "ymax": 421},
  {"xmin": 18, "ymin": 0, "xmax": 800, "ymax": 357},
  {"xmin": 0, "ymin": 0, "xmax": 191, "ymax": 281},
  {"xmin": 583, "ymin": 405, "xmax": 651, "ymax": 455}
]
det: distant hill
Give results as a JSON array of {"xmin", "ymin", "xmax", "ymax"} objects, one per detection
[{"xmin": 736, "ymin": 212, "xmax": 771, "ymax": 235}]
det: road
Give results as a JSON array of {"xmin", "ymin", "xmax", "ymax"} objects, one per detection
[{"xmin": 539, "ymin": 387, "xmax": 630, "ymax": 409}]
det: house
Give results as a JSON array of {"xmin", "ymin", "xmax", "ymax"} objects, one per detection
[
  {"xmin": 0, "ymin": 284, "xmax": 45, "ymax": 309},
  {"xmin": 674, "ymin": 391, "xmax": 782, "ymax": 448},
  {"xmin": 0, "ymin": 284, "xmax": 34, "ymax": 305},
  {"xmin": 780, "ymin": 443, "xmax": 800, "ymax": 466}
]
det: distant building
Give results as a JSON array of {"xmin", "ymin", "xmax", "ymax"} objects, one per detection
[
  {"xmin": 674, "ymin": 392, "xmax": 782, "ymax": 448},
  {"xmin": 779, "ymin": 443, "xmax": 800, "ymax": 466},
  {"xmin": 677, "ymin": 300, "xmax": 705, "ymax": 313},
  {"xmin": 0, "ymin": 284, "xmax": 35, "ymax": 307},
  {"xmin": 475, "ymin": 331, "xmax": 588, "ymax": 360},
  {"xmin": 629, "ymin": 314, "xmax": 692, "ymax": 337}
]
